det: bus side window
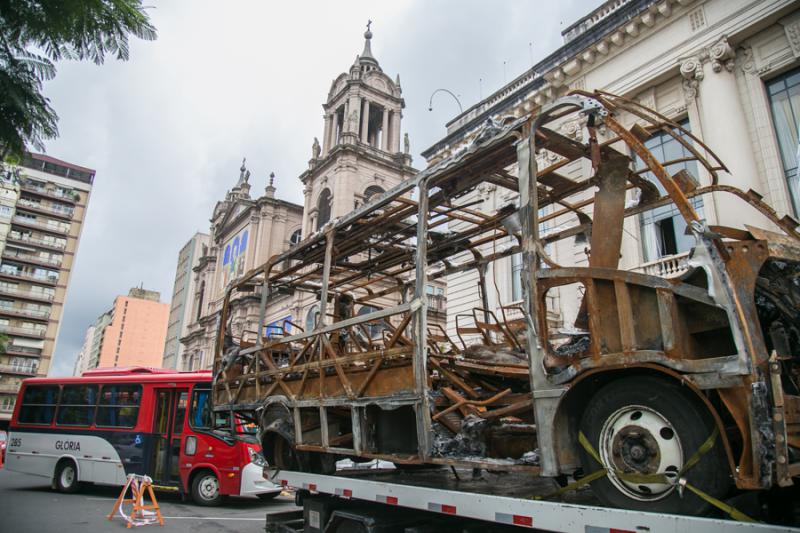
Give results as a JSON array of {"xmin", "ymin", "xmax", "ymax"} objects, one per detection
[
  {"xmin": 56, "ymin": 385, "xmax": 97, "ymax": 426},
  {"xmin": 18, "ymin": 385, "xmax": 60, "ymax": 425},
  {"xmin": 190, "ymin": 389, "xmax": 210, "ymax": 429},
  {"xmin": 173, "ymin": 391, "xmax": 188, "ymax": 435},
  {"xmin": 97, "ymin": 384, "xmax": 142, "ymax": 428}
]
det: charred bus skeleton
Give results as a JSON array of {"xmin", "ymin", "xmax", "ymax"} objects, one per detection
[{"xmin": 212, "ymin": 92, "xmax": 800, "ymax": 514}]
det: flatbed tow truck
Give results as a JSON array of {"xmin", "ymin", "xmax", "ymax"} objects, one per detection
[
  {"xmin": 262, "ymin": 465, "xmax": 798, "ymax": 532},
  {"xmin": 212, "ymin": 92, "xmax": 800, "ymax": 532}
]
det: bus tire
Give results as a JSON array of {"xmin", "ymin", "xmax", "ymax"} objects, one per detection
[
  {"xmin": 191, "ymin": 470, "xmax": 223, "ymax": 506},
  {"xmin": 54, "ymin": 459, "xmax": 80, "ymax": 494},
  {"xmin": 578, "ymin": 376, "xmax": 729, "ymax": 515}
]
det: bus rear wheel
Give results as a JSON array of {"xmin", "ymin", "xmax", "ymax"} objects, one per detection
[
  {"xmin": 191, "ymin": 470, "xmax": 223, "ymax": 506},
  {"xmin": 578, "ymin": 376, "xmax": 730, "ymax": 515},
  {"xmin": 54, "ymin": 460, "xmax": 80, "ymax": 493}
]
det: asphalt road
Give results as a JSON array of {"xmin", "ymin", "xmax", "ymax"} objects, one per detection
[{"xmin": 0, "ymin": 467, "xmax": 299, "ymax": 532}]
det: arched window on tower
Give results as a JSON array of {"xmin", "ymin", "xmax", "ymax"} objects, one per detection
[
  {"xmin": 289, "ymin": 229, "xmax": 302, "ymax": 247},
  {"xmin": 363, "ymin": 185, "xmax": 384, "ymax": 204},
  {"xmin": 317, "ymin": 189, "xmax": 332, "ymax": 230}
]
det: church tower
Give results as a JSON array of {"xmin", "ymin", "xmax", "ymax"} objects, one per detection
[{"xmin": 299, "ymin": 23, "xmax": 415, "ymax": 237}]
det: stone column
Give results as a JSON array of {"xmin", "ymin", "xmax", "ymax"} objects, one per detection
[
  {"xmin": 361, "ymin": 99, "xmax": 370, "ymax": 144},
  {"xmin": 681, "ymin": 38, "xmax": 766, "ymax": 230},
  {"xmin": 391, "ymin": 111, "xmax": 402, "ymax": 153},
  {"xmin": 322, "ymin": 114, "xmax": 332, "ymax": 155},
  {"xmin": 381, "ymin": 107, "xmax": 390, "ymax": 151}
]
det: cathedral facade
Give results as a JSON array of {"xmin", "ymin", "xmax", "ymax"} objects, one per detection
[{"xmin": 178, "ymin": 28, "xmax": 417, "ymax": 370}]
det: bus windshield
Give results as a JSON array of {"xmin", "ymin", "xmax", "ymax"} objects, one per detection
[{"xmin": 190, "ymin": 388, "xmax": 257, "ymax": 441}]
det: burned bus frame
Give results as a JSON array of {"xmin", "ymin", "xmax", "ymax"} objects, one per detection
[{"xmin": 213, "ymin": 92, "xmax": 800, "ymax": 508}]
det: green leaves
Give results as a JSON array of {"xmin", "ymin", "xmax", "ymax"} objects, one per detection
[{"xmin": 0, "ymin": 0, "xmax": 157, "ymax": 159}]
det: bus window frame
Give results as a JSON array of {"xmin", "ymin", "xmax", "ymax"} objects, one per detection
[
  {"xmin": 95, "ymin": 383, "xmax": 143, "ymax": 429},
  {"xmin": 55, "ymin": 384, "xmax": 99, "ymax": 427},
  {"xmin": 17, "ymin": 383, "xmax": 61, "ymax": 426}
]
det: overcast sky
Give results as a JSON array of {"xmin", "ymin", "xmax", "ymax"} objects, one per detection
[{"xmin": 43, "ymin": 0, "xmax": 599, "ymax": 376}]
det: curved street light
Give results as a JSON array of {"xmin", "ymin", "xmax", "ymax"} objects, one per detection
[{"xmin": 428, "ymin": 88, "xmax": 463, "ymax": 114}]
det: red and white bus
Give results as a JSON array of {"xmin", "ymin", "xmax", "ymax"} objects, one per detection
[{"xmin": 4, "ymin": 367, "xmax": 281, "ymax": 505}]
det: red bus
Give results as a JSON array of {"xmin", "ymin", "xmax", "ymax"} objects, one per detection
[{"xmin": 4, "ymin": 367, "xmax": 281, "ymax": 505}]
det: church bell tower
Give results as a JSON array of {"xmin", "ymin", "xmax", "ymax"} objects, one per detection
[{"xmin": 299, "ymin": 22, "xmax": 415, "ymax": 237}]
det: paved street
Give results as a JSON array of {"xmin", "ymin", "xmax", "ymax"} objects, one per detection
[{"xmin": 0, "ymin": 468, "xmax": 298, "ymax": 532}]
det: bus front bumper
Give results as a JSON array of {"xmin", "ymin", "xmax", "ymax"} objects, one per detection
[{"xmin": 239, "ymin": 462, "xmax": 282, "ymax": 497}]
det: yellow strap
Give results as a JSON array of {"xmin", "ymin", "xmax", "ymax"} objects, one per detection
[{"xmin": 570, "ymin": 429, "xmax": 758, "ymax": 523}]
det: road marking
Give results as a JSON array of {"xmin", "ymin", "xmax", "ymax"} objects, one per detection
[{"xmin": 160, "ymin": 516, "xmax": 264, "ymax": 521}]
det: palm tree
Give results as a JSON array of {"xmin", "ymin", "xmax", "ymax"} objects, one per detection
[{"xmin": 0, "ymin": 0, "xmax": 157, "ymax": 159}]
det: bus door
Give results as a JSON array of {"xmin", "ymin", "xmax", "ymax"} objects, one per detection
[{"xmin": 150, "ymin": 388, "xmax": 188, "ymax": 485}]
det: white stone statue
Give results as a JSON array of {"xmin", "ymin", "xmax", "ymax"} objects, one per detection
[
  {"xmin": 348, "ymin": 110, "xmax": 359, "ymax": 132},
  {"xmin": 312, "ymin": 137, "xmax": 321, "ymax": 159},
  {"xmin": 404, "ymin": 133, "xmax": 410, "ymax": 154}
]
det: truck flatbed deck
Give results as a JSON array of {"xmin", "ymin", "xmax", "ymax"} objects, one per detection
[{"xmin": 267, "ymin": 467, "xmax": 799, "ymax": 533}]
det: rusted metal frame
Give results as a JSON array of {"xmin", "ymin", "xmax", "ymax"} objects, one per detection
[
  {"xmin": 433, "ymin": 388, "xmax": 513, "ymax": 421},
  {"xmin": 588, "ymin": 154, "xmax": 631, "ymax": 269},
  {"xmin": 256, "ymin": 302, "xmax": 414, "ymax": 350},
  {"xmin": 472, "ymin": 307, "xmax": 524, "ymax": 350},
  {"xmin": 536, "ymin": 267, "xmax": 719, "ymax": 307},
  {"xmin": 603, "ymin": 116, "xmax": 700, "ymax": 225},
  {"xmin": 412, "ymin": 175, "xmax": 433, "ymax": 459},
  {"xmin": 585, "ymin": 89, "xmax": 728, "ymax": 178},
  {"xmin": 353, "ymin": 312, "xmax": 414, "ymax": 398},
  {"xmin": 614, "ymin": 280, "xmax": 637, "ymax": 353},
  {"xmin": 428, "ymin": 357, "xmax": 481, "ymax": 400},
  {"xmin": 319, "ymin": 334, "xmax": 355, "ymax": 399},
  {"xmin": 395, "ymin": 196, "xmax": 488, "ymax": 226}
]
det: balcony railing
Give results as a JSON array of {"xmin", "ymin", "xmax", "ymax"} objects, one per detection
[
  {"xmin": 0, "ymin": 305, "xmax": 50, "ymax": 319},
  {"xmin": 631, "ymin": 251, "xmax": 691, "ymax": 278},
  {"xmin": 7, "ymin": 232, "xmax": 67, "ymax": 250},
  {"xmin": 0, "ymin": 269, "xmax": 59, "ymax": 285},
  {"xmin": 12, "ymin": 215, "xmax": 70, "ymax": 234},
  {"xmin": 19, "ymin": 182, "xmax": 78, "ymax": 204},
  {"xmin": 0, "ymin": 285, "xmax": 54, "ymax": 301},
  {"xmin": 5, "ymin": 345, "xmax": 43, "ymax": 357},
  {"xmin": 0, "ymin": 383, "xmax": 21, "ymax": 394},
  {"xmin": 426, "ymin": 294, "xmax": 447, "ymax": 313},
  {"xmin": 2, "ymin": 249, "xmax": 62, "ymax": 267},
  {"xmin": 17, "ymin": 198, "xmax": 74, "ymax": 219},
  {"xmin": 0, "ymin": 364, "xmax": 37, "ymax": 376},
  {"xmin": 0, "ymin": 324, "xmax": 46, "ymax": 337},
  {"xmin": 0, "ymin": 404, "xmax": 15, "ymax": 412}
]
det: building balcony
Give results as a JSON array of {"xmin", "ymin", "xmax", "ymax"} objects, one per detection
[
  {"xmin": 4, "ymin": 345, "xmax": 43, "ymax": 358},
  {"xmin": 12, "ymin": 215, "xmax": 70, "ymax": 235},
  {"xmin": 2, "ymin": 248, "xmax": 62, "ymax": 268},
  {"xmin": 6, "ymin": 232, "xmax": 66, "ymax": 251},
  {"xmin": 0, "ymin": 305, "xmax": 50, "ymax": 321},
  {"xmin": 631, "ymin": 252, "xmax": 691, "ymax": 278},
  {"xmin": 0, "ymin": 404, "xmax": 15, "ymax": 413},
  {"xmin": 0, "ymin": 324, "xmax": 46, "ymax": 338},
  {"xmin": 426, "ymin": 294, "xmax": 447, "ymax": 313},
  {"xmin": 0, "ymin": 269, "xmax": 59, "ymax": 286},
  {"xmin": 0, "ymin": 284, "xmax": 54, "ymax": 302},
  {"xmin": 16, "ymin": 198, "xmax": 74, "ymax": 221},
  {"xmin": 0, "ymin": 364, "xmax": 37, "ymax": 376},
  {"xmin": 19, "ymin": 181, "xmax": 78, "ymax": 204},
  {"xmin": 0, "ymin": 383, "xmax": 21, "ymax": 395}
]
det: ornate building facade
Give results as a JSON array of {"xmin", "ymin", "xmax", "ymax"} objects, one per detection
[
  {"xmin": 178, "ymin": 28, "xmax": 417, "ymax": 370},
  {"xmin": 420, "ymin": 0, "xmax": 800, "ymax": 343}
]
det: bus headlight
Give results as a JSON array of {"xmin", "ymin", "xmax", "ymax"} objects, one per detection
[
  {"xmin": 248, "ymin": 448, "xmax": 267, "ymax": 467},
  {"xmin": 185, "ymin": 436, "xmax": 197, "ymax": 456}
]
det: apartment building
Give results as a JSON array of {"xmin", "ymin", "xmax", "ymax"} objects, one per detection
[
  {"xmin": 75, "ymin": 287, "xmax": 169, "ymax": 374},
  {"xmin": 0, "ymin": 153, "xmax": 94, "ymax": 424},
  {"xmin": 162, "ymin": 232, "xmax": 209, "ymax": 369}
]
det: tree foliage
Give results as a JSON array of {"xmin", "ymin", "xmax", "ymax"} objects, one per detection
[{"xmin": 0, "ymin": 0, "xmax": 157, "ymax": 159}]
